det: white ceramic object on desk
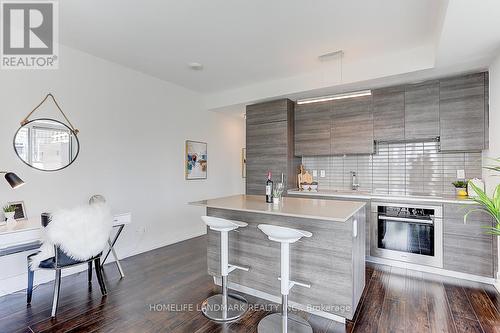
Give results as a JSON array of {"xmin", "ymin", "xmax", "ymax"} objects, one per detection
[{"xmin": 4, "ymin": 212, "xmax": 15, "ymax": 225}]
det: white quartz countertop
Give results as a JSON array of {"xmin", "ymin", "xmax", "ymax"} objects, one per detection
[
  {"xmin": 287, "ymin": 189, "xmax": 478, "ymax": 205},
  {"xmin": 192, "ymin": 194, "xmax": 366, "ymax": 222}
]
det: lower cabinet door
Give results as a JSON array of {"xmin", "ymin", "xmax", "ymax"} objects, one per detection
[
  {"xmin": 443, "ymin": 233, "xmax": 494, "ymax": 277},
  {"xmin": 443, "ymin": 203, "xmax": 496, "ymax": 277}
]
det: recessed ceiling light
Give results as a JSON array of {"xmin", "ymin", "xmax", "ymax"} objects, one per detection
[{"xmin": 188, "ymin": 62, "xmax": 203, "ymax": 70}]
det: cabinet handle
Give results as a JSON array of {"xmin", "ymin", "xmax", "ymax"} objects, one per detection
[
  {"xmin": 379, "ymin": 215, "xmax": 433, "ymax": 225},
  {"xmin": 353, "ymin": 219, "xmax": 358, "ymax": 238}
]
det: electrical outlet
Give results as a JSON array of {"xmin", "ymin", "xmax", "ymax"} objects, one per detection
[
  {"xmin": 312, "ymin": 170, "xmax": 318, "ymax": 177},
  {"xmin": 320, "ymin": 170, "xmax": 326, "ymax": 178},
  {"xmin": 457, "ymin": 169, "xmax": 465, "ymax": 179}
]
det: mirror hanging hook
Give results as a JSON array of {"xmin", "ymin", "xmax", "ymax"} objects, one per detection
[{"xmin": 20, "ymin": 93, "xmax": 80, "ymax": 135}]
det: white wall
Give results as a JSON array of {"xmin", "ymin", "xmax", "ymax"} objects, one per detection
[
  {"xmin": 0, "ymin": 46, "xmax": 245, "ymax": 294},
  {"xmin": 486, "ymin": 53, "xmax": 500, "ymax": 282},
  {"xmin": 485, "ymin": 54, "xmax": 500, "ymax": 195}
]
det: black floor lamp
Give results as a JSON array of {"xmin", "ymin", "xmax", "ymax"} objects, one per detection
[{"xmin": 0, "ymin": 171, "xmax": 25, "ymax": 189}]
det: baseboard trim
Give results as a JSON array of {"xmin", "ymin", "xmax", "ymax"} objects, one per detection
[
  {"xmin": 213, "ymin": 276, "xmax": 346, "ymax": 324},
  {"xmin": 367, "ymin": 256, "xmax": 496, "ymax": 285},
  {"xmin": 494, "ymin": 280, "xmax": 500, "ymax": 293}
]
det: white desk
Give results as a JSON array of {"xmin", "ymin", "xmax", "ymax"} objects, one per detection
[
  {"xmin": 0, "ymin": 219, "xmax": 42, "ymax": 256},
  {"xmin": 0, "ymin": 213, "xmax": 132, "ymax": 276}
]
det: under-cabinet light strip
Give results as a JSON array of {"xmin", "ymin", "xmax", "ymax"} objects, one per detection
[{"xmin": 296, "ymin": 90, "xmax": 372, "ymax": 105}]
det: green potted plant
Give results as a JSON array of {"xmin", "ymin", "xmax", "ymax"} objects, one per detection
[
  {"xmin": 2, "ymin": 205, "xmax": 16, "ymax": 225},
  {"xmin": 466, "ymin": 158, "xmax": 500, "ymax": 235},
  {"xmin": 452, "ymin": 180, "xmax": 468, "ymax": 197},
  {"xmin": 272, "ymin": 184, "xmax": 284, "ymax": 205}
]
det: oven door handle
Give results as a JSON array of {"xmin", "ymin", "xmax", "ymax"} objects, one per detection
[{"xmin": 379, "ymin": 215, "xmax": 434, "ymax": 225}]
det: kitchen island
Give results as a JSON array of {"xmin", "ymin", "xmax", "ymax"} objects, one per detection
[{"xmin": 195, "ymin": 194, "xmax": 366, "ymax": 322}]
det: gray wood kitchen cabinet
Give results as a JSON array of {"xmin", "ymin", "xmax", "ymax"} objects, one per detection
[
  {"xmin": 294, "ymin": 101, "xmax": 332, "ymax": 156},
  {"xmin": 443, "ymin": 203, "xmax": 497, "ymax": 277},
  {"xmin": 331, "ymin": 95, "xmax": 374, "ymax": 155},
  {"xmin": 404, "ymin": 81, "xmax": 440, "ymax": 140},
  {"xmin": 245, "ymin": 99, "xmax": 298, "ymax": 195},
  {"xmin": 439, "ymin": 72, "xmax": 487, "ymax": 151},
  {"xmin": 246, "ymin": 121, "xmax": 287, "ymax": 195},
  {"xmin": 372, "ymin": 86, "xmax": 405, "ymax": 141},
  {"xmin": 246, "ymin": 99, "xmax": 289, "ymax": 125}
]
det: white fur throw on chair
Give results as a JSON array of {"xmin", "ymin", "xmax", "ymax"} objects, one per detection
[{"xmin": 30, "ymin": 203, "xmax": 113, "ymax": 269}]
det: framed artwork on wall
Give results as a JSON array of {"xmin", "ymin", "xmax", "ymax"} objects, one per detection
[
  {"xmin": 8, "ymin": 201, "xmax": 27, "ymax": 220},
  {"xmin": 185, "ymin": 140, "xmax": 207, "ymax": 180},
  {"xmin": 242, "ymin": 148, "xmax": 246, "ymax": 178}
]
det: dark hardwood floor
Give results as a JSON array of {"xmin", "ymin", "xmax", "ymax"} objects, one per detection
[{"xmin": 1, "ymin": 235, "xmax": 500, "ymax": 332}]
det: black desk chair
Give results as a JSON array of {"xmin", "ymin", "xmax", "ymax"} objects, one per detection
[{"xmin": 27, "ymin": 246, "xmax": 107, "ymax": 317}]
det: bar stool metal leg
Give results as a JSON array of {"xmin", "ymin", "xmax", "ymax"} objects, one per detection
[
  {"xmin": 258, "ymin": 242, "xmax": 312, "ymax": 333},
  {"xmin": 201, "ymin": 230, "xmax": 248, "ymax": 322}
]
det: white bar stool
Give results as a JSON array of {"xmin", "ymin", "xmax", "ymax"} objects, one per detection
[
  {"xmin": 257, "ymin": 224, "xmax": 313, "ymax": 333},
  {"xmin": 201, "ymin": 216, "xmax": 250, "ymax": 322}
]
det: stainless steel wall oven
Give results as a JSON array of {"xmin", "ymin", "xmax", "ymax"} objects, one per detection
[{"xmin": 371, "ymin": 202, "xmax": 443, "ymax": 268}]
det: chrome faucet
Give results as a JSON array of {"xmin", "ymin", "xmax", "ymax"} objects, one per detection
[{"xmin": 351, "ymin": 171, "xmax": 360, "ymax": 190}]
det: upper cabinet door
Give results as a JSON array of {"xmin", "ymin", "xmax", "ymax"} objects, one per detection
[
  {"xmin": 372, "ymin": 87, "xmax": 405, "ymax": 141},
  {"xmin": 439, "ymin": 73, "xmax": 486, "ymax": 151},
  {"xmin": 404, "ymin": 81, "xmax": 440, "ymax": 140},
  {"xmin": 246, "ymin": 99, "xmax": 290, "ymax": 125},
  {"xmin": 331, "ymin": 96, "xmax": 374, "ymax": 155},
  {"xmin": 246, "ymin": 121, "xmax": 288, "ymax": 195},
  {"xmin": 294, "ymin": 101, "xmax": 332, "ymax": 156}
]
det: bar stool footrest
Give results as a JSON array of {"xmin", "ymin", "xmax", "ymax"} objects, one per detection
[
  {"xmin": 228, "ymin": 264, "xmax": 249, "ymax": 274},
  {"xmin": 278, "ymin": 277, "xmax": 311, "ymax": 292}
]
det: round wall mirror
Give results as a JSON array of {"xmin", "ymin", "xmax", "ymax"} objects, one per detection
[{"xmin": 13, "ymin": 118, "xmax": 80, "ymax": 172}]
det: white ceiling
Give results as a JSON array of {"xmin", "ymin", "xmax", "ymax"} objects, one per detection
[
  {"xmin": 59, "ymin": 0, "xmax": 500, "ymax": 111},
  {"xmin": 61, "ymin": 0, "xmax": 442, "ymax": 91}
]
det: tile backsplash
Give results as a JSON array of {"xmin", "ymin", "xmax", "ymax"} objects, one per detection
[{"xmin": 301, "ymin": 141, "xmax": 482, "ymax": 196}]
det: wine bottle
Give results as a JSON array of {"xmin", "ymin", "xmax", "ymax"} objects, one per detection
[{"xmin": 265, "ymin": 171, "xmax": 273, "ymax": 203}]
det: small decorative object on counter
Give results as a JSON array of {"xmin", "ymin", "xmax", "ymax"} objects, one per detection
[
  {"xmin": 302, "ymin": 170, "xmax": 313, "ymax": 184},
  {"xmin": 301, "ymin": 182, "xmax": 318, "ymax": 192},
  {"xmin": 272, "ymin": 183, "xmax": 284, "ymax": 205},
  {"xmin": 297, "ymin": 164, "xmax": 306, "ymax": 188},
  {"xmin": 298, "ymin": 165, "xmax": 318, "ymax": 191},
  {"xmin": 266, "ymin": 171, "xmax": 273, "ymax": 203},
  {"xmin": 452, "ymin": 180, "xmax": 468, "ymax": 197},
  {"xmin": 467, "ymin": 178, "xmax": 485, "ymax": 198},
  {"xmin": 2, "ymin": 205, "xmax": 16, "ymax": 225}
]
